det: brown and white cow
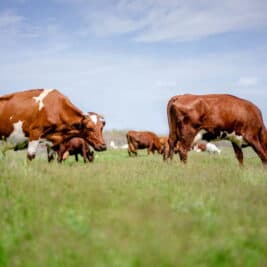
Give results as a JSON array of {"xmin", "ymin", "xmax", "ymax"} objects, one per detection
[
  {"xmin": 126, "ymin": 130, "xmax": 162, "ymax": 156},
  {"xmin": 192, "ymin": 142, "xmax": 221, "ymax": 154},
  {"xmin": 0, "ymin": 89, "xmax": 106, "ymax": 160},
  {"xmin": 166, "ymin": 94, "xmax": 267, "ymax": 166},
  {"xmin": 192, "ymin": 142, "xmax": 207, "ymax": 152}
]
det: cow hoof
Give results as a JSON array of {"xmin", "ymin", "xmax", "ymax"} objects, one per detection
[{"xmin": 27, "ymin": 154, "xmax": 35, "ymax": 161}]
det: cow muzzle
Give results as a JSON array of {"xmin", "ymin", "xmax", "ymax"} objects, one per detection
[
  {"xmin": 99, "ymin": 144, "xmax": 107, "ymax": 151},
  {"xmin": 95, "ymin": 143, "xmax": 107, "ymax": 151}
]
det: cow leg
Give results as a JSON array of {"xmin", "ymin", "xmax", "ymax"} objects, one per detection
[
  {"xmin": 47, "ymin": 145, "xmax": 55, "ymax": 162},
  {"xmin": 177, "ymin": 137, "xmax": 194, "ymax": 163},
  {"xmin": 231, "ymin": 142, "xmax": 244, "ymax": 167},
  {"xmin": 27, "ymin": 140, "xmax": 39, "ymax": 160},
  {"xmin": 177, "ymin": 143, "xmax": 189, "ymax": 163},
  {"xmin": 87, "ymin": 150, "xmax": 94, "ymax": 162},
  {"xmin": 163, "ymin": 142, "xmax": 172, "ymax": 161},
  {"xmin": 132, "ymin": 150, "xmax": 137, "ymax": 156},
  {"xmin": 128, "ymin": 143, "xmax": 137, "ymax": 157},
  {"xmin": 165, "ymin": 138, "xmax": 175, "ymax": 160},
  {"xmin": 57, "ymin": 144, "xmax": 67, "ymax": 163},
  {"xmin": 82, "ymin": 145, "xmax": 88, "ymax": 163},
  {"xmin": 246, "ymin": 137, "xmax": 267, "ymax": 166},
  {"xmin": 75, "ymin": 154, "xmax": 79, "ymax": 162}
]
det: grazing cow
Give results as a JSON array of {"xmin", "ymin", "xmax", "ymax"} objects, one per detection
[
  {"xmin": 57, "ymin": 137, "xmax": 94, "ymax": 163},
  {"xmin": 167, "ymin": 94, "xmax": 267, "ymax": 166},
  {"xmin": 0, "ymin": 89, "xmax": 106, "ymax": 160},
  {"xmin": 126, "ymin": 130, "xmax": 162, "ymax": 156}
]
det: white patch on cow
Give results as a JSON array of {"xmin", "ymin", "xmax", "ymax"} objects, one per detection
[
  {"xmin": 7, "ymin": 121, "xmax": 28, "ymax": 145},
  {"xmin": 33, "ymin": 89, "xmax": 54, "ymax": 111},
  {"xmin": 27, "ymin": 140, "xmax": 40, "ymax": 156},
  {"xmin": 224, "ymin": 132, "xmax": 247, "ymax": 147},
  {"xmin": 193, "ymin": 129, "xmax": 207, "ymax": 144},
  {"xmin": 9, "ymin": 116, "xmax": 13, "ymax": 120},
  {"xmin": 90, "ymin": 114, "xmax": 98, "ymax": 125},
  {"xmin": 194, "ymin": 129, "xmax": 247, "ymax": 147}
]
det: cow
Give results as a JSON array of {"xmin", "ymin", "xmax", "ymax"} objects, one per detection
[
  {"xmin": 166, "ymin": 94, "xmax": 267, "ymax": 166},
  {"xmin": 56, "ymin": 137, "xmax": 94, "ymax": 163},
  {"xmin": 126, "ymin": 130, "xmax": 162, "ymax": 156},
  {"xmin": 0, "ymin": 89, "xmax": 107, "ymax": 160},
  {"xmin": 192, "ymin": 143, "xmax": 207, "ymax": 152},
  {"xmin": 192, "ymin": 142, "xmax": 221, "ymax": 154}
]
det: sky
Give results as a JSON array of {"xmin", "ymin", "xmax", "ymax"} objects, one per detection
[{"xmin": 0, "ymin": 0, "xmax": 267, "ymax": 134}]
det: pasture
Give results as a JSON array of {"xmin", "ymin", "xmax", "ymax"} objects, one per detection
[{"xmin": 0, "ymin": 147, "xmax": 267, "ymax": 267}]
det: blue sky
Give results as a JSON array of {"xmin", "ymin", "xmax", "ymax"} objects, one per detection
[{"xmin": 0, "ymin": 0, "xmax": 267, "ymax": 134}]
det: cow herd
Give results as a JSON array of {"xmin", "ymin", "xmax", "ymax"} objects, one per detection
[{"xmin": 0, "ymin": 89, "xmax": 267, "ymax": 167}]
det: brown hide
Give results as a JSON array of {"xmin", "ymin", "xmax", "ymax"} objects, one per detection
[
  {"xmin": 126, "ymin": 130, "xmax": 162, "ymax": 156},
  {"xmin": 167, "ymin": 94, "xmax": 267, "ymax": 166},
  {"xmin": 0, "ymin": 89, "xmax": 106, "ymax": 160},
  {"xmin": 57, "ymin": 137, "xmax": 94, "ymax": 163},
  {"xmin": 85, "ymin": 112, "xmax": 106, "ymax": 150}
]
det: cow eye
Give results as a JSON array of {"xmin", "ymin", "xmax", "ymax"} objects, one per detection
[{"xmin": 86, "ymin": 125, "xmax": 94, "ymax": 131}]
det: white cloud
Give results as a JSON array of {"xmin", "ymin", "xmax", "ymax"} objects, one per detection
[{"xmin": 80, "ymin": 0, "xmax": 267, "ymax": 42}]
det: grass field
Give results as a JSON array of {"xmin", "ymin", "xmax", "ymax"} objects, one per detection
[{"xmin": 0, "ymin": 147, "xmax": 267, "ymax": 267}]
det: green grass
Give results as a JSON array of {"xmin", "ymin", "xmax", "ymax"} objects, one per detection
[{"xmin": 0, "ymin": 148, "xmax": 267, "ymax": 267}]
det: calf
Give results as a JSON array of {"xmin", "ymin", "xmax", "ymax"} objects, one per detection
[
  {"xmin": 57, "ymin": 137, "xmax": 94, "ymax": 163},
  {"xmin": 192, "ymin": 142, "xmax": 221, "ymax": 154},
  {"xmin": 192, "ymin": 143, "xmax": 207, "ymax": 152}
]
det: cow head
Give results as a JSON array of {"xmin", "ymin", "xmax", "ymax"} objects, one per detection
[{"xmin": 81, "ymin": 112, "xmax": 106, "ymax": 151}]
